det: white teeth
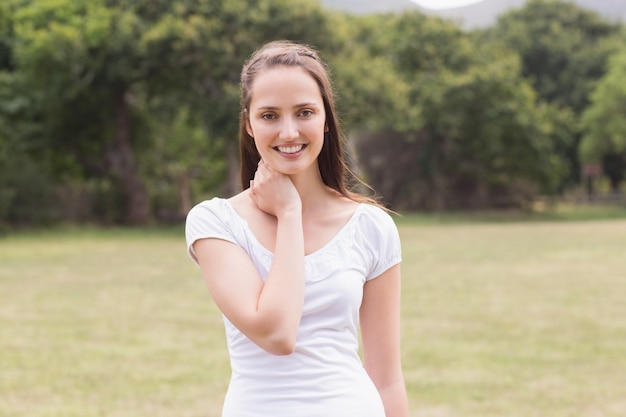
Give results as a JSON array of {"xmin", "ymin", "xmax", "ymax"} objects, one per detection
[{"xmin": 277, "ymin": 145, "xmax": 303, "ymax": 154}]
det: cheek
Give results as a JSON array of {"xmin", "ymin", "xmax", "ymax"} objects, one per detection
[
  {"xmin": 252, "ymin": 135, "xmax": 273, "ymax": 159},
  {"xmin": 249, "ymin": 123, "xmax": 270, "ymax": 143},
  {"xmin": 313, "ymin": 123, "xmax": 327, "ymax": 143}
]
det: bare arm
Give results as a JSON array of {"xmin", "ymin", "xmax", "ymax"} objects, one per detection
[
  {"xmin": 360, "ymin": 264, "xmax": 409, "ymax": 416},
  {"xmin": 194, "ymin": 161, "xmax": 305, "ymax": 355}
]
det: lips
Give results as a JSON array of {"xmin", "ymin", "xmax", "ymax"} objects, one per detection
[{"xmin": 275, "ymin": 144, "xmax": 306, "ymax": 154}]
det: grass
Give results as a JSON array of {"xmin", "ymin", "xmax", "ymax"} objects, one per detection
[
  {"xmin": 1, "ymin": 211, "xmax": 625, "ymax": 416},
  {"xmin": 0, "ymin": 227, "xmax": 229, "ymax": 417},
  {"xmin": 400, "ymin": 216, "xmax": 626, "ymax": 416}
]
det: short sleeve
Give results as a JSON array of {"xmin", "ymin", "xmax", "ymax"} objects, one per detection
[
  {"xmin": 360, "ymin": 205, "xmax": 402, "ymax": 280},
  {"xmin": 185, "ymin": 198, "xmax": 237, "ymax": 265}
]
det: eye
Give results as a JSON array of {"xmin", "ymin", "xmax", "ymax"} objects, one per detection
[
  {"xmin": 261, "ymin": 112, "xmax": 277, "ymax": 120},
  {"xmin": 298, "ymin": 109, "xmax": 313, "ymax": 117}
]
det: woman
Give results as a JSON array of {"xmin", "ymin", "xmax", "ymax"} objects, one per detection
[{"xmin": 185, "ymin": 40, "xmax": 409, "ymax": 417}]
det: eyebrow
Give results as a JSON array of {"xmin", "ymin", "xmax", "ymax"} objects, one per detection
[{"xmin": 255, "ymin": 102, "xmax": 321, "ymax": 110}]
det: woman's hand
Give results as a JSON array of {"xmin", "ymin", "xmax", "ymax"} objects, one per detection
[
  {"xmin": 196, "ymin": 158, "xmax": 305, "ymax": 355},
  {"xmin": 249, "ymin": 160, "xmax": 301, "ymax": 218}
]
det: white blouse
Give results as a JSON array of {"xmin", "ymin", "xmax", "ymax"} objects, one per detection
[{"xmin": 185, "ymin": 197, "xmax": 402, "ymax": 417}]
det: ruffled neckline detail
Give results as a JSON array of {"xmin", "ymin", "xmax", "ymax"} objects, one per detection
[{"xmin": 219, "ymin": 198, "xmax": 365, "ymax": 283}]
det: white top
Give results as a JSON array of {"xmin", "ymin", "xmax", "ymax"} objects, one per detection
[{"xmin": 185, "ymin": 197, "xmax": 402, "ymax": 417}]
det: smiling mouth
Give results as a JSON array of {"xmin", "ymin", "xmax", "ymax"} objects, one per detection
[{"xmin": 275, "ymin": 144, "xmax": 306, "ymax": 154}]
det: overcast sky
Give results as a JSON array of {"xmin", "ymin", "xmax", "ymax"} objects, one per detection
[{"xmin": 409, "ymin": 0, "xmax": 486, "ymax": 10}]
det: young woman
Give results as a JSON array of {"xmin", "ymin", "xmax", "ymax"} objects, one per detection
[{"xmin": 185, "ymin": 40, "xmax": 409, "ymax": 417}]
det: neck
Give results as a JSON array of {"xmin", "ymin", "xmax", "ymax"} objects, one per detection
[{"xmin": 289, "ymin": 169, "xmax": 334, "ymax": 215}]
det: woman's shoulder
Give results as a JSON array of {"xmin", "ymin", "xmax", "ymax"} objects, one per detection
[
  {"xmin": 187, "ymin": 196, "xmax": 230, "ymax": 218},
  {"xmin": 227, "ymin": 190, "xmax": 267, "ymax": 224},
  {"xmin": 357, "ymin": 201, "xmax": 396, "ymax": 224},
  {"xmin": 187, "ymin": 190, "xmax": 249, "ymax": 216},
  {"xmin": 227, "ymin": 190, "xmax": 252, "ymax": 211},
  {"xmin": 350, "ymin": 202, "xmax": 399, "ymax": 242},
  {"xmin": 185, "ymin": 195, "xmax": 249, "ymax": 264},
  {"xmin": 322, "ymin": 194, "xmax": 396, "ymax": 233}
]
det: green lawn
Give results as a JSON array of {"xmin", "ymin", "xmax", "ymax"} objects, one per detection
[{"xmin": 1, "ymin": 216, "xmax": 626, "ymax": 417}]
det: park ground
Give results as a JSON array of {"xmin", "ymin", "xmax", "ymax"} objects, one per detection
[{"xmin": 1, "ymin": 205, "xmax": 626, "ymax": 417}]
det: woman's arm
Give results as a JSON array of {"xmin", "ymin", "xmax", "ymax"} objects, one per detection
[
  {"xmin": 360, "ymin": 264, "xmax": 410, "ymax": 416},
  {"xmin": 194, "ymin": 161, "xmax": 305, "ymax": 355},
  {"xmin": 194, "ymin": 208, "xmax": 303, "ymax": 355}
]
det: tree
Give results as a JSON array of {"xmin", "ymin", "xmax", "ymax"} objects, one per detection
[
  {"xmin": 11, "ymin": 0, "xmax": 169, "ymax": 223},
  {"xmin": 9, "ymin": 0, "xmax": 343, "ymax": 224},
  {"xmin": 346, "ymin": 11, "xmax": 572, "ymax": 210},
  {"xmin": 0, "ymin": 2, "xmax": 60, "ymax": 228},
  {"xmin": 142, "ymin": 105, "xmax": 226, "ymax": 221},
  {"xmin": 174, "ymin": 0, "xmax": 341, "ymax": 197},
  {"xmin": 580, "ymin": 51, "xmax": 626, "ymax": 193},
  {"xmin": 327, "ymin": 14, "xmax": 413, "ymax": 134},
  {"xmin": 491, "ymin": 0, "xmax": 622, "ymax": 113},
  {"xmin": 133, "ymin": 0, "xmax": 342, "ymax": 208},
  {"xmin": 488, "ymin": 0, "xmax": 624, "ymax": 189}
]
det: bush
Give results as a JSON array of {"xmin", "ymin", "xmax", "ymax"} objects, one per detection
[{"xmin": 0, "ymin": 154, "xmax": 59, "ymax": 228}]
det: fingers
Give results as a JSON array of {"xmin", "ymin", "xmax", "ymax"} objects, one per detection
[
  {"xmin": 249, "ymin": 159, "xmax": 300, "ymax": 216},
  {"xmin": 251, "ymin": 160, "xmax": 268, "ymax": 193},
  {"xmin": 254, "ymin": 161, "xmax": 264, "ymax": 181},
  {"xmin": 253, "ymin": 160, "xmax": 271, "ymax": 186},
  {"xmin": 257, "ymin": 159, "xmax": 273, "ymax": 174}
]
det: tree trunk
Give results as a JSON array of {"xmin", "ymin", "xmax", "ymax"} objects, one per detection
[
  {"xmin": 177, "ymin": 171, "xmax": 193, "ymax": 217},
  {"xmin": 603, "ymin": 153, "xmax": 625, "ymax": 194},
  {"xmin": 430, "ymin": 135, "xmax": 448, "ymax": 212},
  {"xmin": 108, "ymin": 86, "xmax": 151, "ymax": 224}
]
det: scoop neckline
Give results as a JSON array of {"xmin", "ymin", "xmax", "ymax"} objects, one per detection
[{"xmin": 219, "ymin": 198, "xmax": 364, "ymax": 260}]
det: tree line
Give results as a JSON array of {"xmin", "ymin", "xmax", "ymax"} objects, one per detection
[{"xmin": 0, "ymin": 0, "xmax": 625, "ymax": 227}]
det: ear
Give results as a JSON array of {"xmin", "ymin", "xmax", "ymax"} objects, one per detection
[
  {"xmin": 324, "ymin": 123, "xmax": 329, "ymax": 133},
  {"xmin": 244, "ymin": 110, "xmax": 254, "ymax": 138}
]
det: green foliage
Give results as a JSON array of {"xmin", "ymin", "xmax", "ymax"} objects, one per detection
[
  {"xmin": 579, "ymin": 50, "xmax": 626, "ymax": 191},
  {"xmin": 382, "ymin": 12, "xmax": 474, "ymax": 75},
  {"xmin": 486, "ymin": 0, "xmax": 624, "ymax": 189},
  {"xmin": 417, "ymin": 55, "xmax": 570, "ymax": 198},
  {"xmin": 0, "ymin": 8, "xmax": 57, "ymax": 228},
  {"xmin": 1, "ymin": 0, "xmax": 350, "ymax": 225},
  {"xmin": 330, "ymin": 41, "xmax": 414, "ymax": 132},
  {"xmin": 0, "ymin": 2, "xmax": 13, "ymax": 70},
  {"xmin": 7, "ymin": 0, "xmax": 339, "ymax": 222},
  {"xmin": 580, "ymin": 51, "xmax": 626, "ymax": 161},
  {"xmin": 490, "ymin": 0, "xmax": 622, "ymax": 113},
  {"xmin": 0, "ymin": 152, "xmax": 59, "ymax": 227},
  {"xmin": 1, "ymin": 0, "xmax": 624, "ymax": 223},
  {"xmin": 142, "ymin": 105, "xmax": 226, "ymax": 219},
  {"xmin": 350, "ymin": 11, "xmax": 574, "ymax": 210}
]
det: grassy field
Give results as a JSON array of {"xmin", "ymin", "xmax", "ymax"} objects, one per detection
[{"xmin": 1, "ymin": 213, "xmax": 626, "ymax": 417}]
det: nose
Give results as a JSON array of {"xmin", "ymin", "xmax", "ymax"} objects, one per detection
[{"xmin": 278, "ymin": 116, "xmax": 298, "ymax": 141}]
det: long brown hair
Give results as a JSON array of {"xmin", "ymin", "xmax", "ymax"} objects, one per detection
[{"xmin": 238, "ymin": 40, "xmax": 379, "ymax": 205}]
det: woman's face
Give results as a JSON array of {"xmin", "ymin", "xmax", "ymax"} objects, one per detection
[{"xmin": 246, "ymin": 65, "xmax": 326, "ymax": 178}]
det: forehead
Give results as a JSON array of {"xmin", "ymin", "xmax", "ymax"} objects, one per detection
[{"xmin": 248, "ymin": 66, "xmax": 323, "ymax": 108}]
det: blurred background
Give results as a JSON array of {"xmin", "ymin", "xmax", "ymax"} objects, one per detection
[
  {"xmin": 2, "ymin": 2, "xmax": 626, "ymax": 416},
  {"xmin": 1, "ymin": 0, "xmax": 625, "ymax": 228}
]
